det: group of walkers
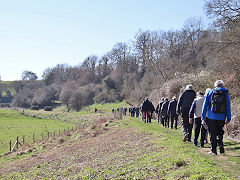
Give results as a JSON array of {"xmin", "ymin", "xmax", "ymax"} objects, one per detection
[
  {"xmin": 112, "ymin": 80, "xmax": 231, "ymax": 155},
  {"xmin": 140, "ymin": 80, "xmax": 231, "ymax": 155},
  {"xmin": 112, "ymin": 107, "xmax": 128, "ymax": 116}
]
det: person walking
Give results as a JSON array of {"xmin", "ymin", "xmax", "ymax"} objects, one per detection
[
  {"xmin": 189, "ymin": 92, "xmax": 207, "ymax": 147},
  {"xmin": 177, "ymin": 85, "xmax": 196, "ymax": 142},
  {"xmin": 168, "ymin": 96, "xmax": 178, "ymax": 129},
  {"xmin": 204, "ymin": 88, "xmax": 211, "ymax": 144},
  {"xmin": 135, "ymin": 107, "xmax": 140, "ymax": 117},
  {"xmin": 156, "ymin": 98, "xmax": 164, "ymax": 125},
  {"xmin": 142, "ymin": 97, "xmax": 155, "ymax": 123},
  {"xmin": 161, "ymin": 98, "xmax": 170, "ymax": 128},
  {"xmin": 201, "ymin": 80, "xmax": 231, "ymax": 155}
]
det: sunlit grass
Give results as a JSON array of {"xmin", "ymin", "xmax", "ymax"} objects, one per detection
[{"xmin": 0, "ymin": 109, "xmax": 74, "ymax": 155}]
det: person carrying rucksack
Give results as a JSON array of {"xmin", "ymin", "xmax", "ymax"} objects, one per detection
[{"xmin": 201, "ymin": 80, "xmax": 231, "ymax": 155}]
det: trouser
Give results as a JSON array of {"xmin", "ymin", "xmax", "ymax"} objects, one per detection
[
  {"xmin": 160, "ymin": 114, "xmax": 164, "ymax": 126},
  {"xmin": 206, "ymin": 118, "xmax": 225, "ymax": 153},
  {"xmin": 131, "ymin": 112, "xmax": 135, "ymax": 117},
  {"xmin": 181, "ymin": 113, "xmax": 193, "ymax": 141},
  {"xmin": 194, "ymin": 117, "xmax": 207, "ymax": 146},
  {"xmin": 149, "ymin": 112, "xmax": 152, "ymax": 123},
  {"xmin": 136, "ymin": 112, "xmax": 139, "ymax": 117},
  {"xmin": 157, "ymin": 113, "xmax": 161, "ymax": 123},
  {"xmin": 170, "ymin": 115, "xmax": 178, "ymax": 129},
  {"xmin": 143, "ymin": 111, "xmax": 151, "ymax": 123},
  {"xmin": 163, "ymin": 116, "xmax": 169, "ymax": 127}
]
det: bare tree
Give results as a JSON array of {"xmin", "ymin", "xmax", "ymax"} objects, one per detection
[
  {"xmin": 205, "ymin": 0, "xmax": 240, "ymax": 26},
  {"xmin": 82, "ymin": 55, "xmax": 98, "ymax": 83}
]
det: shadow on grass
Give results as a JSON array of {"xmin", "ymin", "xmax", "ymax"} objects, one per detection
[
  {"xmin": 224, "ymin": 141, "xmax": 239, "ymax": 147},
  {"xmin": 226, "ymin": 146, "xmax": 240, "ymax": 151}
]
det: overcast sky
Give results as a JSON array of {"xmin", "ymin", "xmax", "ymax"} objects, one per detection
[{"xmin": 0, "ymin": 0, "xmax": 207, "ymax": 81}]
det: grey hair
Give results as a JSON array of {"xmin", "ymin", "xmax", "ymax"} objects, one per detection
[
  {"xmin": 205, "ymin": 88, "xmax": 211, "ymax": 95},
  {"xmin": 214, "ymin": 80, "xmax": 224, "ymax": 87},
  {"xmin": 196, "ymin": 91, "xmax": 204, "ymax": 97},
  {"xmin": 172, "ymin": 96, "xmax": 177, "ymax": 100},
  {"xmin": 186, "ymin": 84, "xmax": 193, "ymax": 90}
]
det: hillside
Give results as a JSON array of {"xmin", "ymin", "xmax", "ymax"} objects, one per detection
[{"xmin": 0, "ymin": 104, "xmax": 240, "ymax": 179}]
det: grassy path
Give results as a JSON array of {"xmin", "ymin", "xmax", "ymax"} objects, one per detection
[
  {"xmin": 125, "ymin": 116, "xmax": 240, "ymax": 179},
  {"xmin": 0, "ymin": 103, "xmax": 240, "ymax": 179}
]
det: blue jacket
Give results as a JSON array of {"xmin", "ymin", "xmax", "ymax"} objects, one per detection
[{"xmin": 201, "ymin": 87, "xmax": 231, "ymax": 122}]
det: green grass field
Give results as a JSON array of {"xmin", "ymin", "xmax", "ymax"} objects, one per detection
[
  {"xmin": 0, "ymin": 109, "xmax": 74, "ymax": 155},
  {"xmin": 0, "ymin": 101, "xmax": 128, "ymax": 155}
]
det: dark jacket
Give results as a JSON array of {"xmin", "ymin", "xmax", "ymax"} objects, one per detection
[
  {"xmin": 168, "ymin": 99, "xmax": 177, "ymax": 116},
  {"xmin": 156, "ymin": 101, "xmax": 164, "ymax": 114},
  {"xmin": 142, "ymin": 99, "xmax": 155, "ymax": 112},
  {"xmin": 135, "ymin": 107, "xmax": 140, "ymax": 113},
  {"xmin": 161, "ymin": 100, "xmax": 169, "ymax": 118},
  {"xmin": 177, "ymin": 90, "xmax": 196, "ymax": 115}
]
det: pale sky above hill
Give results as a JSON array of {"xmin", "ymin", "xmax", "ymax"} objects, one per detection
[{"xmin": 0, "ymin": 0, "xmax": 206, "ymax": 81}]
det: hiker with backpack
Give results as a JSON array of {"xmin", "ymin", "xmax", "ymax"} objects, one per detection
[
  {"xmin": 201, "ymin": 80, "xmax": 231, "ymax": 155},
  {"xmin": 189, "ymin": 92, "xmax": 207, "ymax": 147},
  {"xmin": 177, "ymin": 85, "xmax": 196, "ymax": 142}
]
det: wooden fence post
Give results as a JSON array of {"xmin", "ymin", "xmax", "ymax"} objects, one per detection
[
  {"xmin": 48, "ymin": 132, "xmax": 50, "ymax": 139},
  {"xmin": 23, "ymin": 135, "xmax": 25, "ymax": 145},
  {"xmin": 33, "ymin": 133, "xmax": 35, "ymax": 143},
  {"xmin": 54, "ymin": 131, "xmax": 55, "ymax": 136},
  {"xmin": 59, "ymin": 129, "xmax": 60, "ymax": 136},
  {"xmin": 10, "ymin": 141, "xmax": 11, "ymax": 151},
  {"xmin": 16, "ymin": 136, "xmax": 19, "ymax": 149}
]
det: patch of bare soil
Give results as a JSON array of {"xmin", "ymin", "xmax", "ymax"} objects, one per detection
[{"xmin": 0, "ymin": 118, "xmax": 160, "ymax": 179}]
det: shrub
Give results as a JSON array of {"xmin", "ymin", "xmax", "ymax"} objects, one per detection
[
  {"xmin": 95, "ymin": 89, "xmax": 118, "ymax": 104},
  {"xmin": 44, "ymin": 106, "xmax": 53, "ymax": 111},
  {"xmin": 11, "ymin": 88, "xmax": 35, "ymax": 108},
  {"xmin": 31, "ymin": 105, "xmax": 39, "ymax": 110},
  {"xmin": 32, "ymin": 84, "xmax": 60, "ymax": 108}
]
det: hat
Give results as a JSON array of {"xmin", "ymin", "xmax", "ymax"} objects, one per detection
[{"xmin": 186, "ymin": 84, "xmax": 193, "ymax": 90}]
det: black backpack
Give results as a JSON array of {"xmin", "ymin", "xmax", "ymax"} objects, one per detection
[{"xmin": 211, "ymin": 88, "xmax": 227, "ymax": 113}]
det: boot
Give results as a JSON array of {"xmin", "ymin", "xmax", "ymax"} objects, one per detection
[{"xmin": 219, "ymin": 146, "xmax": 225, "ymax": 154}]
